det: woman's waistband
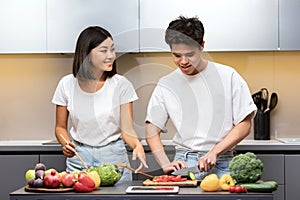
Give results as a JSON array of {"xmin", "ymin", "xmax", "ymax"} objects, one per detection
[{"xmin": 73, "ymin": 138, "xmax": 122, "ymax": 147}]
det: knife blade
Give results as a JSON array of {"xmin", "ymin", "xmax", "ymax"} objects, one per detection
[{"xmin": 171, "ymin": 166, "xmax": 200, "ymax": 176}]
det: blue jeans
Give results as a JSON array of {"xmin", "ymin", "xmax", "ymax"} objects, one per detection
[
  {"xmin": 174, "ymin": 150, "xmax": 233, "ymax": 180},
  {"xmin": 66, "ymin": 139, "xmax": 132, "ymax": 186}
]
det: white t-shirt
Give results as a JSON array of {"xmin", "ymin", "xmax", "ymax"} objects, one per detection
[
  {"xmin": 145, "ymin": 61, "xmax": 257, "ymax": 151},
  {"xmin": 52, "ymin": 74, "xmax": 138, "ymax": 146}
]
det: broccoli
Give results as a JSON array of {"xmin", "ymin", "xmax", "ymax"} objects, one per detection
[
  {"xmin": 229, "ymin": 152, "xmax": 264, "ymax": 183},
  {"xmin": 90, "ymin": 163, "xmax": 121, "ymax": 186}
]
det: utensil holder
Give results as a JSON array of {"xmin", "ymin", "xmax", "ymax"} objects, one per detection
[{"xmin": 254, "ymin": 110, "xmax": 270, "ymax": 140}]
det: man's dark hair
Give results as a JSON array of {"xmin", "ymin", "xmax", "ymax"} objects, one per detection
[{"xmin": 165, "ymin": 16, "xmax": 205, "ymax": 48}]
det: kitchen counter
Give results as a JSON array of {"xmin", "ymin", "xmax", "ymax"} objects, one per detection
[
  {"xmin": 0, "ymin": 139, "xmax": 299, "ymax": 153},
  {"xmin": 10, "ymin": 181, "xmax": 273, "ymax": 200}
]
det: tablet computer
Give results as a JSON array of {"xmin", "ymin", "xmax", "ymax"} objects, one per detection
[{"xmin": 126, "ymin": 186, "xmax": 179, "ymax": 194}]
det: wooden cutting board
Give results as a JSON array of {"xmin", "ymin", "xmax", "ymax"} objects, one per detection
[
  {"xmin": 143, "ymin": 179, "xmax": 198, "ymax": 187},
  {"xmin": 25, "ymin": 186, "xmax": 73, "ymax": 192}
]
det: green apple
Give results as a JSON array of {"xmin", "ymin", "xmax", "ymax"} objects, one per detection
[{"xmin": 25, "ymin": 169, "xmax": 35, "ymax": 182}]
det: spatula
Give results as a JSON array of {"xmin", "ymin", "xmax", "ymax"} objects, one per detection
[
  {"xmin": 60, "ymin": 134, "xmax": 89, "ymax": 171},
  {"xmin": 115, "ymin": 162, "xmax": 154, "ymax": 179}
]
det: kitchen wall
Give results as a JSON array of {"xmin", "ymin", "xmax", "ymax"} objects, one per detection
[{"xmin": 0, "ymin": 51, "xmax": 299, "ymax": 141}]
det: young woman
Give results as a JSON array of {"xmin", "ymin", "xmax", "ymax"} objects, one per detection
[{"xmin": 52, "ymin": 26, "xmax": 147, "ymax": 184}]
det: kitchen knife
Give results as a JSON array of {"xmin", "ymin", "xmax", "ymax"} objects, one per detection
[{"xmin": 171, "ymin": 166, "xmax": 200, "ymax": 176}]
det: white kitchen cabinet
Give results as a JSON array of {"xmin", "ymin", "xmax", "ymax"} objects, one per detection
[
  {"xmin": 140, "ymin": 0, "xmax": 278, "ymax": 52},
  {"xmin": 46, "ymin": 0, "xmax": 139, "ymax": 53},
  {"xmin": 279, "ymin": 0, "xmax": 300, "ymax": 50},
  {"xmin": 0, "ymin": 0, "xmax": 46, "ymax": 53}
]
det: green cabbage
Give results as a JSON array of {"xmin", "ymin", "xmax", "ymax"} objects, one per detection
[
  {"xmin": 90, "ymin": 163, "xmax": 121, "ymax": 186},
  {"xmin": 229, "ymin": 152, "xmax": 264, "ymax": 183}
]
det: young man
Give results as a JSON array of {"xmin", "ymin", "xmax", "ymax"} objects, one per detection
[{"xmin": 145, "ymin": 16, "xmax": 257, "ymax": 179}]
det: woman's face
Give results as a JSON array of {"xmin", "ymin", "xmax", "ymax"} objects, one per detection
[{"xmin": 90, "ymin": 37, "xmax": 116, "ymax": 76}]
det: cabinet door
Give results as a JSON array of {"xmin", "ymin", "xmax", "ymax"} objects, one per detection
[
  {"xmin": 0, "ymin": 155, "xmax": 39, "ymax": 200},
  {"xmin": 279, "ymin": 0, "xmax": 300, "ymax": 50},
  {"xmin": 40, "ymin": 154, "xmax": 66, "ymax": 172},
  {"xmin": 140, "ymin": 0, "xmax": 278, "ymax": 52},
  {"xmin": 47, "ymin": 0, "xmax": 139, "ymax": 53},
  {"xmin": 285, "ymin": 155, "xmax": 300, "ymax": 200},
  {"xmin": 0, "ymin": 0, "xmax": 46, "ymax": 53},
  {"xmin": 256, "ymin": 154, "xmax": 284, "ymax": 200}
]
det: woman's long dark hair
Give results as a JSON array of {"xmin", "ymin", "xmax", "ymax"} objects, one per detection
[{"xmin": 72, "ymin": 26, "xmax": 117, "ymax": 80}]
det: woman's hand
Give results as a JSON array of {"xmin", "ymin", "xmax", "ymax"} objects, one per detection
[
  {"xmin": 132, "ymin": 144, "xmax": 148, "ymax": 172},
  {"xmin": 62, "ymin": 141, "xmax": 76, "ymax": 158}
]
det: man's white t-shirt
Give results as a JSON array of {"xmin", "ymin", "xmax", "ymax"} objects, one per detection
[
  {"xmin": 145, "ymin": 61, "xmax": 257, "ymax": 151},
  {"xmin": 52, "ymin": 74, "xmax": 138, "ymax": 146}
]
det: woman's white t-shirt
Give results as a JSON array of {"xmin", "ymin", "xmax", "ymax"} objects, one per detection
[
  {"xmin": 145, "ymin": 61, "xmax": 257, "ymax": 151},
  {"xmin": 52, "ymin": 74, "xmax": 138, "ymax": 146}
]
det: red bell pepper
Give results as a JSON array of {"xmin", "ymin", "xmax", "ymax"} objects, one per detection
[{"xmin": 74, "ymin": 172, "xmax": 95, "ymax": 193}]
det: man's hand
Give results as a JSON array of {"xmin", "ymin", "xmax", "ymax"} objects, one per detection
[
  {"xmin": 198, "ymin": 152, "xmax": 216, "ymax": 172},
  {"xmin": 162, "ymin": 160, "xmax": 188, "ymax": 174}
]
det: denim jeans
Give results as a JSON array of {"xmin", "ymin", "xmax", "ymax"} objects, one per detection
[
  {"xmin": 66, "ymin": 139, "xmax": 132, "ymax": 185},
  {"xmin": 174, "ymin": 150, "xmax": 233, "ymax": 180}
]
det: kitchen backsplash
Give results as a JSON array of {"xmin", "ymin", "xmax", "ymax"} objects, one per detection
[{"xmin": 0, "ymin": 51, "xmax": 300, "ymax": 140}]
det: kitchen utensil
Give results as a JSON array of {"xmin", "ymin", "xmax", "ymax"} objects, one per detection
[
  {"xmin": 252, "ymin": 90, "xmax": 262, "ymax": 109},
  {"xmin": 260, "ymin": 88, "xmax": 269, "ymax": 111},
  {"xmin": 60, "ymin": 134, "xmax": 89, "ymax": 171},
  {"xmin": 115, "ymin": 162, "xmax": 154, "ymax": 178},
  {"xmin": 264, "ymin": 92, "xmax": 278, "ymax": 113},
  {"xmin": 171, "ymin": 165, "xmax": 200, "ymax": 176},
  {"xmin": 269, "ymin": 92, "xmax": 278, "ymax": 112}
]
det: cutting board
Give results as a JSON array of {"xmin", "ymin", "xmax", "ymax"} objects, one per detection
[
  {"xmin": 25, "ymin": 186, "xmax": 73, "ymax": 192},
  {"xmin": 143, "ymin": 179, "xmax": 198, "ymax": 187}
]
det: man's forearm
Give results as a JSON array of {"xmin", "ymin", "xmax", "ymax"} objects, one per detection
[{"xmin": 146, "ymin": 123, "xmax": 171, "ymax": 169}]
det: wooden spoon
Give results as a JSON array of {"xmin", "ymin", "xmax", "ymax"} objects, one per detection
[
  {"xmin": 115, "ymin": 162, "xmax": 154, "ymax": 179},
  {"xmin": 60, "ymin": 134, "xmax": 89, "ymax": 171}
]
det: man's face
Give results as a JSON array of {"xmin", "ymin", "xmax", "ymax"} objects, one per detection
[{"xmin": 171, "ymin": 43, "xmax": 203, "ymax": 75}]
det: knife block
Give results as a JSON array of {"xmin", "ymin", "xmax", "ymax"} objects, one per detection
[{"xmin": 254, "ymin": 110, "xmax": 270, "ymax": 140}]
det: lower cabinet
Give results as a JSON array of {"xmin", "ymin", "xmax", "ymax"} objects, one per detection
[
  {"xmin": 0, "ymin": 155, "xmax": 39, "ymax": 200},
  {"xmin": 40, "ymin": 154, "xmax": 67, "ymax": 172},
  {"xmin": 0, "ymin": 153, "xmax": 66, "ymax": 200},
  {"xmin": 285, "ymin": 155, "xmax": 300, "ymax": 200},
  {"xmin": 256, "ymin": 154, "xmax": 285, "ymax": 200}
]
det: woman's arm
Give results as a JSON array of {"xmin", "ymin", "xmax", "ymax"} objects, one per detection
[
  {"xmin": 120, "ymin": 102, "xmax": 147, "ymax": 169},
  {"xmin": 54, "ymin": 105, "xmax": 75, "ymax": 158}
]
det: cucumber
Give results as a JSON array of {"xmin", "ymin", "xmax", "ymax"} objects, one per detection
[
  {"xmin": 238, "ymin": 181, "xmax": 278, "ymax": 192},
  {"xmin": 188, "ymin": 171, "xmax": 197, "ymax": 180}
]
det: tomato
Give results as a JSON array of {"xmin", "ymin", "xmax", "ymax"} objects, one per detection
[
  {"xmin": 234, "ymin": 186, "xmax": 243, "ymax": 193},
  {"xmin": 229, "ymin": 186, "xmax": 236, "ymax": 193},
  {"xmin": 152, "ymin": 175, "xmax": 187, "ymax": 182},
  {"xmin": 229, "ymin": 186, "xmax": 247, "ymax": 193},
  {"xmin": 241, "ymin": 186, "xmax": 247, "ymax": 193}
]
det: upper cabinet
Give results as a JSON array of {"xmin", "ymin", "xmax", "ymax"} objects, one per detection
[
  {"xmin": 0, "ymin": 0, "xmax": 46, "ymax": 53},
  {"xmin": 46, "ymin": 0, "xmax": 139, "ymax": 53},
  {"xmin": 279, "ymin": 0, "xmax": 300, "ymax": 50},
  {"xmin": 140, "ymin": 0, "xmax": 278, "ymax": 52}
]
